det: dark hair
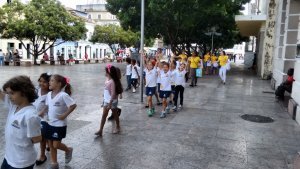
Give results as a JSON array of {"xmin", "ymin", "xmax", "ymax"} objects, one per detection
[
  {"xmin": 3, "ymin": 76, "xmax": 38, "ymax": 103},
  {"xmin": 222, "ymin": 51, "xmax": 226, "ymax": 55},
  {"xmin": 287, "ymin": 68, "xmax": 294, "ymax": 76},
  {"xmin": 39, "ymin": 73, "xmax": 51, "ymax": 83},
  {"xmin": 131, "ymin": 59, "xmax": 136, "ymax": 64},
  {"xmin": 163, "ymin": 62, "xmax": 170, "ymax": 68},
  {"xmin": 51, "ymin": 74, "xmax": 72, "ymax": 96},
  {"xmin": 126, "ymin": 57, "xmax": 131, "ymax": 64},
  {"xmin": 116, "ymin": 67, "xmax": 122, "ymax": 80},
  {"xmin": 106, "ymin": 66, "xmax": 123, "ymax": 95}
]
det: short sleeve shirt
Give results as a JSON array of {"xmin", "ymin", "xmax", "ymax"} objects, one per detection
[
  {"xmin": 46, "ymin": 91, "xmax": 76, "ymax": 127},
  {"xmin": 4, "ymin": 95, "xmax": 41, "ymax": 168},
  {"xmin": 160, "ymin": 71, "xmax": 172, "ymax": 91},
  {"xmin": 145, "ymin": 68, "xmax": 157, "ymax": 87},
  {"xmin": 32, "ymin": 89, "xmax": 48, "ymax": 121},
  {"xmin": 189, "ymin": 57, "xmax": 201, "ymax": 69},
  {"xmin": 218, "ymin": 55, "xmax": 228, "ymax": 66}
]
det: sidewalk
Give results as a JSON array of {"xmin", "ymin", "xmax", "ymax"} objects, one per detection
[{"xmin": 0, "ymin": 61, "xmax": 299, "ymax": 169}]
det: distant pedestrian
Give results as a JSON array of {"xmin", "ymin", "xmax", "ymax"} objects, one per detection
[
  {"xmin": 0, "ymin": 49, "xmax": 4, "ymax": 66},
  {"xmin": 218, "ymin": 51, "xmax": 229, "ymax": 85},
  {"xmin": 188, "ymin": 52, "xmax": 201, "ymax": 87},
  {"xmin": 43, "ymin": 75, "xmax": 77, "ymax": 169},
  {"xmin": 124, "ymin": 58, "xmax": 132, "ymax": 91},
  {"xmin": 0, "ymin": 76, "xmax": 41, "ymax": 169},
  {"xmin": 211, "ymin": 54, "xmax": 218, "ymax": 75},
  {"xmin": 131, "ymin": 59, "xmax": 140, "ymax": 93},
  {"xmin": 95, "ymin": 65, "xmax": 123, "ymax": 136},
  {"xmin": 33, "ymin": 73, "xmax": 51, "ymax": 166}
]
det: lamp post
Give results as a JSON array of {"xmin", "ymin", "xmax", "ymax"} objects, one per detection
[
  {"xmin": 205, "ymin": 27, "xmax": 222, "ymax": 53},
  {"xmin": 140, "ymin": 0, "xmax": 145, "ymax": 102}
]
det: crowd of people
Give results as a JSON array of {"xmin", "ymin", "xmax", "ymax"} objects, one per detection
[{"xmin": 0, "ymin": 49, "xmax": 230, "ymax": 169}]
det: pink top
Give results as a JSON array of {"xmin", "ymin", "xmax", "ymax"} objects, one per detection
[{"xmin": 104, "ymin": 79, "xmax": 117, "ymax": 100}]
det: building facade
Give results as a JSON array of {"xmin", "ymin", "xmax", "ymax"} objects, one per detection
[{"xmin": 236, "ymin": 0, "xmax": 300, "ymax": 112}]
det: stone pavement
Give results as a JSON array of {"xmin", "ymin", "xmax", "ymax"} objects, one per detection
[{"xmin": 1, "ymin": 61, "xmax": 300, "ymax": 169}]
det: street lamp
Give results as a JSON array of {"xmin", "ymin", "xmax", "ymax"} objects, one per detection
[
  {"xmin": 140, "ymin": 0, "xmax": 145, "ymax": 102},
  {"xmin": 205, "ymin": 27, "xmax": 222, "ymax": 53}
]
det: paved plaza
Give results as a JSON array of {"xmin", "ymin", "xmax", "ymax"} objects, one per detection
[{"xmin": 1, "ymin": 62, "xmax": 300, "ymax": 169}]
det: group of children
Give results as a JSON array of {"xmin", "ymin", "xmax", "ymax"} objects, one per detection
[
  {"xmin": 0, "ymin": 73, "xmax": 76, "ymax": 169},
  {"xmin": 123, "ymin": 55, "xmax": 187, "ymax": 118}
]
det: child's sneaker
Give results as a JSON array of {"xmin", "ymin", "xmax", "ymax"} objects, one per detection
[
  {"xmin": 151, "ymin": 108, "xmax": 155, "ymax": 114},
  {"xmin": 65, "ymin": 147, "xmax": 73, "ymax": 164},
  {"xmin": 160, "ymin": 111, "xmax": 166, "ymax": 118},
  {"xmin": 147, "ymin": 109, "xmax": 153, "ymax": 117},
  {"xmin": 166, "ymin": 107, "xmax": 170, "ymax": 114},
  {"xmin": 172, "ymin": 106, "xmax": 177, "ymax": 112},
  {"xmin": 132, "ymin": 88, "xmax": 136, "ymax": 93},
  {"xmin": 178, "ymin": 105, "xmax": 182, "ymax": 110}
]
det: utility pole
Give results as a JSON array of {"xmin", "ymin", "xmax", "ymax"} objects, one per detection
[{"xmin": 140, "ymin": 0, "xmax": 145, "ymax": 102}]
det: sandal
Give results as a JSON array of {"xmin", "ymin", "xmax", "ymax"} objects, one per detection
[{"xmin": 36, "ymin": 156, "xmax": 47, "ymax": 166}]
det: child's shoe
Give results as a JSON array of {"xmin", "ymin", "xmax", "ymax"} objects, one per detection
[
  {"xmin": 160, "ymin": 111, "xmax": 166, "ymax": 118},
  {"xmin": 147, "ymin": 109, "xmax": 153, "ymax": 117},
  {"xmin": 178, "ymin": 105, "xmax": 182, "ymax": 110},
  {"xmin": 166, "ymin": 106, "xmax": 170, "ymax": 114},
  {"xmin": 172, "ymin": 106, "xmax": 177, "ymax": 112},
  {"xmin": 151, "ymin": 108, "xmax": 155, "ymax": 114}
]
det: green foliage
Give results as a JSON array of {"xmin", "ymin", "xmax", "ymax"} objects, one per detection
[
  {"xmin": 90, "ymin": 24, "xmax": 138, "ymax": 53},
  {"xmin": 106, "ymin": 0, "xmax": 250, "ymax": 55},
  {"xmin": 0, "ymin": 0, "xmax": 87, "ymax": 63}
]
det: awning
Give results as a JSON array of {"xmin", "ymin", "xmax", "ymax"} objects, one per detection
[{"xmin": 235, "ymin": 15, "xmax": 267, "ymax": 37}]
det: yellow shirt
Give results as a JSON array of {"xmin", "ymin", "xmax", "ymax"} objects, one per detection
[
  {"xmin": 179, "ymin": 54, "xmax": 187, "ymax": 62},
  {"xmin": 204, "ymin": 54, "xmax": 210, "ymax": 62},
  {"xmin": 211, "ymin": 55, "xmax": 217, "ymax": 63},
  {"xmin": 189, "ymin": 56, "xmax": 201, "ymax": 68},
  {"xmin": 218, "ymin": 55, "xmax": 228, "ymax": 66}
]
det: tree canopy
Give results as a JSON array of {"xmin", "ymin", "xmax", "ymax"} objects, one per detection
[
  {"xmin": 0, "ymin": 0, "xmax": 87, "ymax": 64},
  {"xmin": 90, "ymin": 24, "xmax": 138, "ymax": 53},
  {"xmin": 106, "ymin": 0, "xmax": 250, "ymax": 55}
]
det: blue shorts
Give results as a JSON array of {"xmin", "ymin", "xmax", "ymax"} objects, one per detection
[
  {"xmin": 159, "ymin": 91, "xmax": 171, "ymax": 99},
  {"xmin": 44, "ymin": 124, "xmax": 67, "ymax": 141},
  {"xmin": 157, "ymin": 83, "xmax": 161, "ymax": 92},
  {"xmin": 146, "ymin": 87, "xmax": 156, "ymax": 96},
  {"xmin": 41, "ymin": 121, "xmax": 49, "ymax": 138},
  {"xmin": 171, "ymin": 85, "xmax": 176, "ymax": 94}
]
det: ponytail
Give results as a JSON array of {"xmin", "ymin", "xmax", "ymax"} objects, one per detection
[
  {"xmin": 52, "ymin": 74, "xmax": 72, "ymax": 96},
  {"xmin": 64, "ymin": 83, "xmax": 72, "ymax": 96}
]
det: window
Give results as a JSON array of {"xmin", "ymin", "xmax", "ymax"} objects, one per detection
[
  {"xmin": 98, "ymin": 14, "xmax": 101, "ymax": 19},
  {"xmin": 19, "ymin": 43, "xmax": 22, "ymax": 49}
]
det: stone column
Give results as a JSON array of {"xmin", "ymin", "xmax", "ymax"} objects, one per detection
[{"xmin": 260, "ymin": 0, "xmax": 279, "ymax": 79}]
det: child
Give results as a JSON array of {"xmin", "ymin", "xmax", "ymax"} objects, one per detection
[
  {"xmin": 131, "ymin": 59, "xmax": 140, "ymax": 93},
  {"xmin": 33, "ymin": 73, "xmax": 51, "ymax": 166},
  {"xmin": 107, "ymin": 66, "xmax": 122, "ymax": 121},
  {"xmin": 124, "ymin": 58, "xmax": 132, "ymax": 91},
  {"xmin": 43, "ymin": 75, "xmax": 77, "ymax": 169},
  {"xmin": 172, "ymin": 63, "xmax": 187, "ymax": 111},
  {"xmin": 169, "ymin": 60, "xmax": 177, "ymax": 108},
  {"xmin": 206, "ymin": 58, "xmax": 212, "ymax": 75},
  {"xmin": 95, "ymin": 65, "xmax": 123, "ymax": 136},
  {"xmin": 0, "ymin": 76, "xmax": 41, "ymax": 169},
  {"xmin": 144, "ymin": 61, "xmax": 157, "ymax": 116},
  {"xmin": 156, "ymin": 62, "xmax": 164, "ymax": 106},
  {"xmin": 211, "ymin": 54, "xmax": 218, "ymax": 75},
  {"xmin": 159, "ymin": 62, "xmax": 172, "ymax": 118}
]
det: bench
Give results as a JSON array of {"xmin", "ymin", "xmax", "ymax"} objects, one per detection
[{"xmin": 75, "ymin": 59, "xmax": 84, "ymax": 64}]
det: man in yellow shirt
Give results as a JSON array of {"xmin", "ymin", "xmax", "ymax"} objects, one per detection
[
  {"xmin": 188, "ymin": 52, "xmax": 201, "ymax": 87},
  {"xmin": 218, "ymin": 51, "xmax": 229, "ymax": 84}
]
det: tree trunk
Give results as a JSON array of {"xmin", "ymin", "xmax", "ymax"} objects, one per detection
[{"xmin": 34, "ymin": 53, "xmax": 38, "ymax": 65}]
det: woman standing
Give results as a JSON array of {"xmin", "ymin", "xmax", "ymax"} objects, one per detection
[
  {"xmin": 188, "ymin": 52, "xmax": 201, "ymax": 87},
  {"xmin": 218, "ymin": 51, "xmax": 229, "ymax": 85}
]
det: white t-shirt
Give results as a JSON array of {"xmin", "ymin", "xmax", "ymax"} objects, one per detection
[
  {"xmin": 145, "ymin": 68, "xmax": 157, "ymax": 87},
  {"xmin": 32, "ymin": 89, "xmax": 48, "ymax": 121},
  {"xmin": 46, "ymin": 91, "xmax": 76, "ymax": 127},
  {"xmin": 170, "ymin": 70, "xmax": 176, "ymax": 86},
  {"xmin": 156, "ymin": 68, "xmax": 163, "ymax": 84},
  {"xmin": 176, "ymin": 61, "xmax": 180, "ymax": 69},
  {"xmin": 160, "ymin": 71, "xmax": 172, "ymax": 91},
  {"xmin": 126, "ymin": 64, "xmax": 132, "ymax": 76},
  {"xmin": 207, "ymin": 60, "xmax": 212, "ymax": 67},
  {"xmin": 174, "ymin": 70, "xmax": 187, "ymax": 87},
  {"xmin": 4, "ymin": 95, "xmax": 41, "ymax": 168},
  {"xmin": 131, "ymin": 65, "xmax": 140, "ymax": 79}
]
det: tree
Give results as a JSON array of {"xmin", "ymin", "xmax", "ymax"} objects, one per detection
[
  {"xmin": 0, "ymin": 0, "xmax": 87, "ymax": 64},
  {"xmin": 106, "ymin": 0, "xmax": 250, "ymax": 55},
  {"xmin": 90, "ymin": 24, "xmax": 138, "ymax": 54}
]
